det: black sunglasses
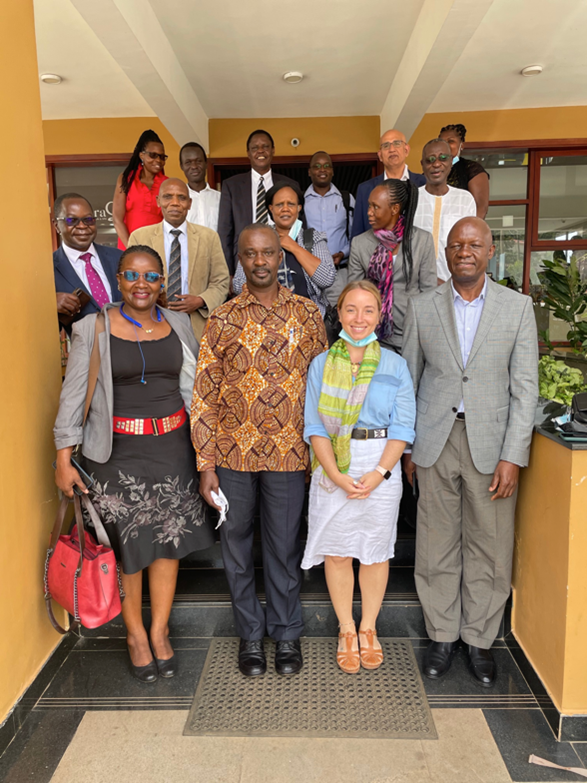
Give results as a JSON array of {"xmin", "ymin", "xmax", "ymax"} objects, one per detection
[{"xmin": 57, "ymin": 216, "xmax": 96, "ymax": 227}]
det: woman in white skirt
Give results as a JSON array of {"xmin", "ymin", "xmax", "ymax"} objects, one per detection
[{"xmin": 302, "ymin": 281, "xmax": 415, "ymax": 673}]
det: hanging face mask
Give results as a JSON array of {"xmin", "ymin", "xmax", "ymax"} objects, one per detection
[
  {"xmin": 339, "ymin": 328, "xmax": 379, "ymax": 348},
  {"xmin": 288, "ymin": 219, "xmax": 303, "ymax": 241},
  {"xmin": 452, "ymin": 145, "xmax": 462, "ymax": 165}
]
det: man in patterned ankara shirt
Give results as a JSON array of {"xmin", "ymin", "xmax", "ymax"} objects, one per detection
[{"xmin": 192, "ymin": 224, "xmax": 327, "ymax": 678}]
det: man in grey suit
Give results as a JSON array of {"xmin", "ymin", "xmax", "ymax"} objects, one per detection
[{"xmin": 402, "ymin": 217, "xmax": 538, "ymax": 686}]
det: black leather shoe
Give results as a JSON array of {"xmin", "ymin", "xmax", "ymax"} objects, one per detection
[
  {"xmin": 423, "ymin": 641, "xmax": 458, "ymax": 679},
  {"xmin": 469, "ymin": 645, "xmax": 496, "ymax": 687},
  {"xmin": 155, "ymin": 654, "xmax": 178, "ymax": 679},
  {"xmin": 238, "ymin": 639, "xmax": 266, "ymax": 677},
  {"xmin": 130, "ymin": 658, "xmax": 158, "ymax": 683},
  {"xmin": 275, "ymin": 639, "xmax": 303, "ymax": 676}
]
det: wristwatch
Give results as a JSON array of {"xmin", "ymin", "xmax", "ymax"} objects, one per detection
[{"xmin": 375, "ymin": 465, "xmax": 392, "ymax": 480}]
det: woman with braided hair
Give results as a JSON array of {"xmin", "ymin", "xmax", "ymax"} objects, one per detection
[
  {"xmin": 113, "ymin": 130, "xmax": 169, "ymax": 249},
  {"xmin": 347, "ymin": 178, "xmax": 437, "ymax": 353},
  {"xmin": 439, "ymin": 123, "xmax": 490, "ymax": 218}
]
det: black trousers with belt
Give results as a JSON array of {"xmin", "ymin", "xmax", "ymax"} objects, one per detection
[{"xmin": 216, "ymin": 467, "xmax": 306, "ymax": 641}]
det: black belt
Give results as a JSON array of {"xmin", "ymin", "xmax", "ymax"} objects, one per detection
[
  {"xmin": 456, "ymin": 412, "xmax": 466, "ymax": 420},
  {"xmin": 351, "ymin": 428, "xmax": 388, "ymax": 440}
]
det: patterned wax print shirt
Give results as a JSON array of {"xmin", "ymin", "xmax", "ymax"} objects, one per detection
[{"xmin": 191, "ymin": 284, "xmax": 328, "ymax": 472}]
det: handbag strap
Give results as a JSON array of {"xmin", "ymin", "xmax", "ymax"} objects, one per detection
[
  {"xmin": 44, "ymin": 495, "xmax": 87, "ymax": 635},
  {"xmin": 83, "ymin": 313, "xmax": 105, "ymax": 426},
  {"xmin": 80, "ymin": 493, "xmax": 110, "ymax": 547}
]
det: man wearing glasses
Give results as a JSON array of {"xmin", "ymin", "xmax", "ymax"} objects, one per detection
[
  {"xmin": 304, "ymin": 151, "xmax": 355, "ymax": 306},
  {"xmin": 413, "ymin": 139, "xmax": 477, "ymax": 283},
  {"xmin": 351, "ymin": 129, "xmax": 425, "ymax": 239},
  {"xmin": 53, "ymin": 193, "xmax": 122, "ymax": 331},
  {"xmin": 217, "ymin": 130, "xmax": 298, "ymax": 274}
]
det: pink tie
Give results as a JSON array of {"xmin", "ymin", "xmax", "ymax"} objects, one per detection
[{"xmin": 81, "ymin": 252, "xmax": 110, "ymax": 309}]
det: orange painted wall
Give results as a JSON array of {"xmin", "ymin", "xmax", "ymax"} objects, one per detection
[{"xmin": 0, "ymin": 1, "xmax": 65, "ymax": 724}]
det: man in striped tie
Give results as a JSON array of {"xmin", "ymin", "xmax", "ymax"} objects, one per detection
[{"xmin": 217, "ymin": 130, "xmax": 298, "ymax": 275}]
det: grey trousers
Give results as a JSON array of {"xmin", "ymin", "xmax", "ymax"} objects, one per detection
[
  {"xmin": 414, "ymin": 419, "xmax": 517, "ymax": 649},
  {"xmin": 216, "ymin": 467, "xmax": 306, "ymax": 642}
]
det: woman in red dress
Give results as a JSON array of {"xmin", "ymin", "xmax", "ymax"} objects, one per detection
[{"xmin": 113, "ymin": 130, "xmax": 169, "ymax": 250}]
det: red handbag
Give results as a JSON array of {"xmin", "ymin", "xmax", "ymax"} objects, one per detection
[{"xmin": 44, "ymin": 493, "xmax": 124, "ymax": 633}]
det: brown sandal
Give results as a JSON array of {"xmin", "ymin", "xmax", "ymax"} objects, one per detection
[
  {"xmin": 337, "ymin": 625, "xmax": 360, "ymax": 674},
  {"xmin": 359, "ymin": 629, "xmax": 384, "ymax": 670}
]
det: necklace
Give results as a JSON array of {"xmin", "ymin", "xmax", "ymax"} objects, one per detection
[
  {"xmin": 120, "ymin": 304, "xmax": 162, "ymax": 333},
  {"xmin": 350, "ymin": 361, "xmax": 361, "ymax": 375}
]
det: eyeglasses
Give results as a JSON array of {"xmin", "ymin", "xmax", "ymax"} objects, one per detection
[
  {"xmin": 142, "ymin": 151, "xmax": 169, "ymax": 162},
  {"xmin": 424, "ymin": 154, "xmax": 450, "ymax": 164},
  {"xmin": 120, "ymin": 270, "xmax": 163, "ymax": 283},
  {"xmin": 56, "ymin": 216, "xmax": 96, "ymax": 227},
  {"xmin": 380, "ymin": 141, "xmax": 406, "ymax": 150},
  {"xmin": 311, "ymin": 163, "xmax": 332, "ymax": 170}
]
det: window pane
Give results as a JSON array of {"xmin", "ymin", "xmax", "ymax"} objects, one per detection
[
  {"xmin": 485, "ymin": 204, "xmax": 526, "ymax": 289},
  {"xmin": 530, "ymin": 248, "xmax": 587, "ymax": 341},
  {"xmin": 466, "ymin": 148, "xmax": 528, "ymax": 200},
  {"xmin": 538, "ymin": 155, "xmax": 587, "ymax": 242},
  {"xmin": 54, "ymin": 165, "xmax": 122, "ymax": 247}
]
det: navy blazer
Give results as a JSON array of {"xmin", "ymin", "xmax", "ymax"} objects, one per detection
[
  {"xmin": 217, "ymin": 170, "xmax": 298, "ymax": 274},
  {"xmin": 53, "ymin": 243, "xmax": 122, "ymax": 330},
  {"xmin": 350, "ymin": 170, "xmax": 426, "ymax": 239}
]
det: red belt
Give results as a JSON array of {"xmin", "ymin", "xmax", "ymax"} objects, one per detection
[{"xmin": 113, "ymin": 407, "xmax": 187, "ymax": 436}]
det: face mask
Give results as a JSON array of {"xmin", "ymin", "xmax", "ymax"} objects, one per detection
[
  {"xmin": 288, "ymin": 219, "xmax": 303, "ymax": 241},
  {"xmin": 452, "ymin": 145, "xmax": 462, "ymax": 165},
  {"xmin": 339, "ymin": 328, "xmax": 378, "ymax": 348}
]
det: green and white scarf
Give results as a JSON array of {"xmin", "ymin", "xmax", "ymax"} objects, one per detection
[{"xmin": 312, "ymin": 338, "xmax": 380, "ymax": 490}]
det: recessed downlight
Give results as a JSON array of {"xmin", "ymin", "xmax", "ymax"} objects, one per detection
[
  {"xmin": 521, "ymin": 65, "xmax": 543, "ymax": 77},
  {"xmin": 40, "ymin": 73, "xmax": 63, "ymax": 85},
  {"xmin": 283, "ymin": 71, "xmax": 304, "ymax": 84}
]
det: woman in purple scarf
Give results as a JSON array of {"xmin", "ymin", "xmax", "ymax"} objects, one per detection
[{"xmin": 347, "ymin": 179, "xmax": 437, "ymax": 353}]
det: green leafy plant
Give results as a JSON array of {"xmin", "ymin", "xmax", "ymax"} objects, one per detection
[
  {"xmin": 537, "ymin": 252, "xmax": 587, "ymax": 355},
  {"xmin": 538, "ymin": 356, "xmax": 586, "ymax": 405}
]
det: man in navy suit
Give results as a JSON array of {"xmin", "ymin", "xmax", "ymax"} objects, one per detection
[
  {"xmin": 351, "ymin": 129, "xmax": 426, "ymax": 239},
  {"xmin": 53, "ymin": 193, "xmax": 122, "ymax": 330},
  {"xmin": 217, "ymin": 130, "xmax": 298, "ymax": 274}
]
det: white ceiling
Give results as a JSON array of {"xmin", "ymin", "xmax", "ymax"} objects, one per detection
[
  {"xmin": 34, "ymin": 0, "xmax": 155, "ymax": 119},
  {"xmin": 34, "ymin": 0, "xmax": 587, "ymax": 123},
  {"xmin": 429, "ymin": 0, "xmax": 587, "ymax": 112}
]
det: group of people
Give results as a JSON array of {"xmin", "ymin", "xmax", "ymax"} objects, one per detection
[{"xmin": 52, "ymin": 122, "xmax": 537, "ymax": 689}]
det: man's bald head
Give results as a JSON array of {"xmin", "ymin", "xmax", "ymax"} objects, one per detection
[
  {"xmin": 446, "ymin": 217, "xmax": 495, "ymax": 286},
  {"xmin": 156, "ymin": 178, "xmax": 191, "ymax": 227},
  {"xmin": 238, "ymin": 224, "xmax": 283, "ymax": 293},
  {"xmin": 378, "ymin": 128, "xmax": 410, "ymax": 174}
]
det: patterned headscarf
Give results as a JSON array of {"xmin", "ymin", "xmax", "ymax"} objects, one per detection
[{"xmin": 367, "ymin": 215, "xmax": 405, "ymax": 340}]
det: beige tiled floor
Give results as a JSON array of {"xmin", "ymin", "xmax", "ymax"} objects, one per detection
[{"xmin": 49, "ymin": 708, "xmax": 533, "ymax": 783}]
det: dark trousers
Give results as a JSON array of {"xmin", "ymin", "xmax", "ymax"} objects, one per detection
[{"xmin": 216, "ymin": 467, "xmax": 306, "ymax": 641}]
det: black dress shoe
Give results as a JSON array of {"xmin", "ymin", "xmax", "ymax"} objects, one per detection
[
  {"xmin": 155, "ymin": 654, "xmax": 178, "ymax": 679},
  {"xmin": 130, "ymin": 658, "xmax": 158, "ymax": 683},
  {"xmin": 469, "ymin": 645, "xmax": 496, "ymax": 687},
  {"xmin": 275, "ymin": 639, "xmax": 303, "ymax": 676},
  {"xmin": 423, "ymin": 641, "xmax": 458, "ymax": 679},
  {"xmin": 238, "ymin": 639, "xmax": 266, "ymax": 677}
]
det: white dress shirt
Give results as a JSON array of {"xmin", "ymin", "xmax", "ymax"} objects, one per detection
[
  {"xmin": 186, "ymin": 184, "xmax": 221, "ymax": 231},
  {"xmin": 413, "ymin": 185, "xmax": 477, "ymax": 281},
  {"xmin": 162, "ymin": 220, "xmax": 189, "ymax": 294},
  {"xmin": 251, "ymin": 168, "xmax": 274, "ymax": 223},
  {"xmin": 452, "ymin": 276, "xmax": 488, "ymax": 412},
  {"xmin": 384, "ymin": 164, "xmax": 410, "ymax": 182},
  {"xmin": 61, "ymin": 242, "xmax": 113, "ymax": 300}
]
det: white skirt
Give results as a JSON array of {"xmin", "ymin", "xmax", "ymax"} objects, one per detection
[{"xmin": 301, "ymin": 438, "xmax": 403, "ymax": 569}]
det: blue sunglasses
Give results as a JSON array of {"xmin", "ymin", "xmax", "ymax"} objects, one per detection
[{"xmin": 120, "ymin": 270, "xmax": 163, "ymax": 283}]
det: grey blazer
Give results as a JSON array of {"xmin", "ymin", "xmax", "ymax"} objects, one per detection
[
  {"xmin": 347, "ymin": 227, "xmax": 437, "ymax": 351},
  {"xmin": 402, "ymin": 279, "xmax": 539, "ymax": 474},
  {"xmin": 53, "ymin": 303, "xmax": 199, "ymax": 464}
]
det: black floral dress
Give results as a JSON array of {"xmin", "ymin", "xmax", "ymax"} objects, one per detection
[{"xmin": 82, "ymin": 331, "xmax": 214, "ymax": 574}]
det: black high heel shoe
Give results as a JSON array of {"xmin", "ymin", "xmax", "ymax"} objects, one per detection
[
  {"xmin": 155, "ymin": 654, "xmax": 178, "ymax": 678},
  {"xmin": 129, "ymin": 654, "xmax": 158, "ymax": 683}
]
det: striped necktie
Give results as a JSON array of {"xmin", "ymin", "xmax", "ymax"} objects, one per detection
[
  {"xmin": 255, "ymin": 176, "xmax": 268, "ymax": 223},
  {"xmin": 168, "ymin": 229, "xmax": 182, "ymax": 300}
]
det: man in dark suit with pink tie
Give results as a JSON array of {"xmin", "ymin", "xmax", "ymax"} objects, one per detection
[{"xmin": 217, "ymin": 130, "xmax": 298, "ymax": 274}]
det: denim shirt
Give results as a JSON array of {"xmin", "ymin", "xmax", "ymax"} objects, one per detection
[{"xmin": 304, "ymin": 347, "xmax": 416, "ymax": 445}]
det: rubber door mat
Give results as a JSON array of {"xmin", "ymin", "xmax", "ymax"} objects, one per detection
[{"xmin": 184, "ymin": 637, "xmax": 437, "ymax": 739}]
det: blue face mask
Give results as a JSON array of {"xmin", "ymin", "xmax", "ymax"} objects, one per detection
[
  {"xmin": 339, "ymin": 328, "xmax": 378, "ymax": 348},
  {"xmin": 452, "ymin": 155, "xmax": 460, "ymax": 165}
]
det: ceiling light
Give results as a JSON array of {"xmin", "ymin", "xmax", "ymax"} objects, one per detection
[
  {"xmin": 283, "ymin": 72, "xmax": 303, "ymax": 84},
  {"xmin": 521, "ymin": 65, "xmax": 543, "ymax": 77},
  {"xmin": 40, "ymin": 73, "xmax": 62, "ymax": 84}
]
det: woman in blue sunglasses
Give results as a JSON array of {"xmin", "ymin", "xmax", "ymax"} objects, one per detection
[{"xmin": 53, "ymin": 245, "xmax": 214, "ymax": 683}]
